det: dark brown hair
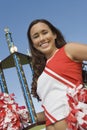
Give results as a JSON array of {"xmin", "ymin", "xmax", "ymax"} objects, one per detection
[{"xmin": 27, "ymin": 19, "xmax": 66, "ymax": 100}]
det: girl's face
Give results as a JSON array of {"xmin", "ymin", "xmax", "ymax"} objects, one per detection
[{"xmin": 30, "ymin": 22, "xmax": 57, "ymax": 59}]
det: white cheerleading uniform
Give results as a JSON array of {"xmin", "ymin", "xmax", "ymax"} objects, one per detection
[
  {"xmin": 37, "ymin": 67, "xmax": 70, "ymax": 124},
  {"xmin": 37, "ymin": 47, "xmax": 87, "ymax": 130}
]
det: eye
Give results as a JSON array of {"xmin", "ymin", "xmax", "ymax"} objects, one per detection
[
  {"xmin": 42, "ymin": 30, "xmax": 48, "ymax": 35},
  {"xmin": 32, "ymin": 34, "xmax": 39, "ymax": 39}
]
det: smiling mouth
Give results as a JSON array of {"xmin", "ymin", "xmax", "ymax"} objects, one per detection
[{"xmin": 39, "ymin": 42, "xmax": 49, "ymax": 48}]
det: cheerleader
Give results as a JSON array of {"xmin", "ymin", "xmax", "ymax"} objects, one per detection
[{"xmin": 27, "ymin": 19, "xmax": 87, "ymax": 130}]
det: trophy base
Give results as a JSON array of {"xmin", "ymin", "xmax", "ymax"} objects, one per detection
[
  {"xmin": 23, "ymin": 121, "xmax": 45, "ymax": 130},
  {"xmin": 23, "ymin": 123, "xmax": 37, "ymax": 130}
]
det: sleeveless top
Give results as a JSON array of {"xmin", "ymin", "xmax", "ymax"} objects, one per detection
[
  {"xmin": 37, "ymin": 46, "xmax": 87, "ymax": 129},
  {"xmin": 46, "ymin": 46, "xmax": 83, "ymax": 85}
]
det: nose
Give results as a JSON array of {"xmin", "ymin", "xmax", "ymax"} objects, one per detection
[{"xmin": 39, "ymin": 34, "xmax": 45, "ymax": 41}]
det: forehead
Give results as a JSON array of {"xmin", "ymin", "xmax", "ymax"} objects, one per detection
[{"xmin": 30, "ymin": 22, "xmax": 50, "ymax": 35}]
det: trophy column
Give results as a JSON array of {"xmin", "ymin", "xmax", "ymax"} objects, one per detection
[
  {"xmin": 0, "ymin": 64, "xmax": 8, "ymax": 93},
  {"xmin": 4, "ymin": 27, "xmax": 37, "ymax": 124}
]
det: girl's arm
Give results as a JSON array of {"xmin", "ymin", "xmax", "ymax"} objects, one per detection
[{"xmin": 65, "ymin": 43, "xmax": 87, "ymax": 62}]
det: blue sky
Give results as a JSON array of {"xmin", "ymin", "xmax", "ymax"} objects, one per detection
[{"xmin": 0, "ymin": 0, "xmax": 87, "ymax": 113}]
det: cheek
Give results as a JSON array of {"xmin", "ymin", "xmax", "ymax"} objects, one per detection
[
  {"xmin": 31, "ymin": 39, "xmax": 37, "ymax": 46},
  {"xmin": 32, "ymin": 41, "xmax": 39, "ymax": 49},
  {"xmin": 33, "ymin": 41, "xmax": 38, "ymax": 47},
  {"xmin": 32, "ymin": 38, "xmax": 40, "ymax": 47}
]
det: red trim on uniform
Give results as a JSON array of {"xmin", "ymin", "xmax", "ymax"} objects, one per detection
[
  {"xmin": 45, "ymin": 116, "xmax": 52, "ymax": 126},
  {"xmin": 42, "ymin": 105, "xmax": 57, "ymax": 126},
  {"xmin": 44, "ymin": 68, "xmax": 74, "ymax": 88}
]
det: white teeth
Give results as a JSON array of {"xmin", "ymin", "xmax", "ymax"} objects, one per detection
[{"xmin": 40, "ymin": 42, "xmax": 48, "ymax": 47}]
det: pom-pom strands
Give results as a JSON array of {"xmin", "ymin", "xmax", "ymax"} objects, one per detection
[
  {"xmin": 66, "ymin": 85, "xmax": 87, "ymax": 130},
  {"xmin": 0, "ymin": 93, "xmax": 29, "ymax": 130}
]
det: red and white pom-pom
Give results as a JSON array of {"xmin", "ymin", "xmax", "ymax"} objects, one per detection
[
  {"xmin": 0, "ymin": 93, "xmax": 29, "ymax": 130},
  {"xmin": 66, "ymin": 85, "xmax": 87, "ymax": 130}
]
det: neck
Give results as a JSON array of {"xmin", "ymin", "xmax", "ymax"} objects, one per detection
[{"xmin": 46, "ymin": 48, "xmax": 58, "ymax": 59}]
